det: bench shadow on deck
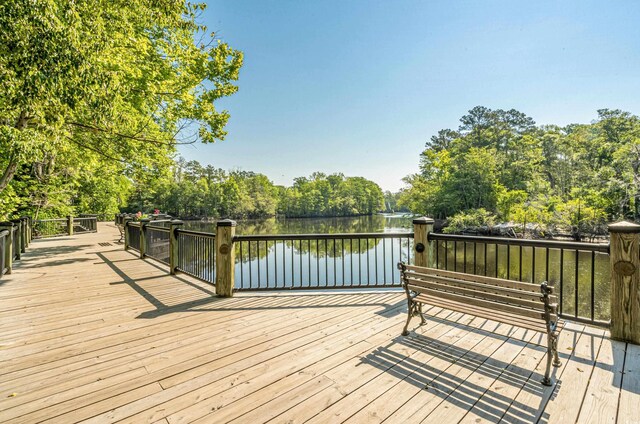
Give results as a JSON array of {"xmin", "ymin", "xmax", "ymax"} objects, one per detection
[
  {"xmin": 363, "ymin": 330, "xmax": 555, "ymax": 423},
  {"xmin": 0, "ymin": 224, "xmax": 637, "ymax": 424}
]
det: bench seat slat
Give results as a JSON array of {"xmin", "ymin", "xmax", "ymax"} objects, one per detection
[
  {"xmin": 415, "ymin": 294, "xmax": 557, "ymax": 328},
  {"xmin": 411, "ymin": 286, "xmax": 554, "ymax": 321},
  {"xmin": 405, "ymin": 264, "xmax": 546, "ymax": 293},
  {"xmin": 404, "ymin": 270, "xmax": 558, "ymax": 304},
  {"xmin": 415, "ymin": 294, "xmax": 564, "ymax": 334},
  {"xmin": 405, "ymin": 276, "xmax": 550, "ymax": 309},
  {"xmin": 406, "ymin": 280, "xmax": 544, "ymax": 311}
]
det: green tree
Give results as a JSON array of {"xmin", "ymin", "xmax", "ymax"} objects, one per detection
[
  {"xmin": 400, "ymin": 106, "xmax": 640, "ymax": 234},
  {"xmin": 0, "ymin": 1, "xmax": 242, "ymax": 218}
]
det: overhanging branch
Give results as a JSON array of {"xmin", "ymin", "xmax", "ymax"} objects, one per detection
[
  {"xmin": 67, "ymin": 121, "xmax": 196, "ymax": 146},
  {"xmin": 64, "ymin": 136, "xmax": 127, "ymax": 163}
]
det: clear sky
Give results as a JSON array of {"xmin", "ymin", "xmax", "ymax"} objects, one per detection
[{"xmin": 178, "ymin": 0, "xmax": 640, "ymax": 191}]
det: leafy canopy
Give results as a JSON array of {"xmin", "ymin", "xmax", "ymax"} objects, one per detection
[
  {"xmin": 0, "ymin": 1, "xmax": 243, "ymax": 218},
  {"xmin": 400, "ymin": 106, "xmax": 640, "ymax": 234}
]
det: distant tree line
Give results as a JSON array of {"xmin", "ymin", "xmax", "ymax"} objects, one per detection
[
  {"xmin": 278, "ymin": 173, "xmax": 384, "ymax": 218},
  {"xmin": 124, "ymin": 159, "xmax": 385, "ymax": 219},
  {"xmin": 399, "ymin": 107, "xmax": 640, "ymax": 236}
]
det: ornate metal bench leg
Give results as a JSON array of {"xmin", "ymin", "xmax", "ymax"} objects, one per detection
[
  {"xmin": 542, "ymin": 330, "xmax": 554, "ymax": 386},
  {"xmin": 540, "ymin": 281, "xmax": 557, "ymax": 386},
  {"xmin": 402, "ymin": 300, "xmax": 415, "ymax": 336},
  {"xmin": 552, "ymin": 332, "xmax": 561, "ymax": 367},
  {"xmin": 418, "ymin": 303, "xmax": 426, "ymax": 325}
]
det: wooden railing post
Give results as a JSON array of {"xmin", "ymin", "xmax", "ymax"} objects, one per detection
[
  {"xmin": 23, "ymin": 217, "xmax": 31, "ymax": 246},
  {"xmin": 82, "ymin": 214, "xmax": 97, "ymax": 232},
  {"xmin": 169, "ymin": 220, "xmax": 183, "ymax": 275},
  {"xmin": 216, "ymin": 219, "xmax": 236, "ymax": 297},
  {"xmin": 0, "ymin": 222, "xmax": 13, "ymax": 274},
  {"xmin": 123, "ymin": 217, "xmax": 132, "ymax": 250},
  {"xmin": 11, "ymin": 220, "xmax": 21, "ymax": 261},
  {"xmin": 23, "ymin": 217, "xmax": 28, "ymax": 245},
  {"xmin": 139, "ymin": 218, "xmax": 150, "ymax": 259},
  {"xmin": 413, "ymin": 217, "xmax": 434, "ymax": 267},
  {"xmin": 67, "ymin": 215, "xmax": 74, "ymax": 236},
  {"xmin": 20, "ymin": 217, "xmax": 27, "ymax": 252},
  {"xmin": 609, "ymin": 221, "xmax": 640, "ymax": 343}
]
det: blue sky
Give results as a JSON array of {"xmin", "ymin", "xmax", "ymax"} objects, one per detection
[{"xmin": 178, "ymin": 0, "xmax": 640, "ymax": 191}]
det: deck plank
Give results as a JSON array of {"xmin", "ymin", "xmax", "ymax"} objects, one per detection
[
  {"xmin": 618, "ymin": 342, "xmax": 640, "ymax": 424},
  {"xmin": 541, "ymin": 326, "xmax": 606, "ymax": 424},
  {"xmin": 576, "ymin": 336, "xmax": 626, "ymax": 424},
  {"xmin": 281, "ymin": 314, "xmax": 484, "ymax": 423},
  {"xmin": 252, "ymin": 310, "xmax": 470, "ymax": 424},
  {"xmin": 497, "ymin": 322, "xmax": 586, "ymax": 424},
  {"xmin": 5, "ymin": 296, "xmax": 400, "ymax": 423},
  {"xmin": 0, "ymin": 295, "xmax": 371, "ymax": 399},
  {"xmin": 457, "ymin": 338, "xmax": 546, "ymax": 423},
  {"xmin": 417, "ymin": 333, "xmax": 537, "ymax": 423},
  {"xmin": 89, "ymin": 297, "xmax": 408, "ymax": 423},
  {"xmin": 0, "ymin": 224, "xmax": 631, "ymax": 424}
]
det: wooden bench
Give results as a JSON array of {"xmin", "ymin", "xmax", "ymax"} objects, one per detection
[{"xmin": 397, "ymin": 262, "xmax": 563, "ymax": 386}]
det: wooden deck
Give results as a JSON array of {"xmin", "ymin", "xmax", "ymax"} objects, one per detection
[{"xmin": 0, "ymin": 224, "xmax": 638, "ymax": 423}]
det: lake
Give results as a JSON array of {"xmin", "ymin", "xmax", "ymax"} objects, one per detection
[{"xmin": 181, "ymin": 213, "xmax": 415, "ymax": 235}]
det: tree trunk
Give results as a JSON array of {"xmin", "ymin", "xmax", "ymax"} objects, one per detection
[
  {"xmin": 0, "ymin": 156, "xmax": 18, "ymax": 193},
  {"xmin": 0, "ymin": 111, "xmax": 30, "ymax": 194}
]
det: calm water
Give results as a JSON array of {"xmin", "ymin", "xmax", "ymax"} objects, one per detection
[{"xmin": 182, "ymin": 213, "xmax": 415, "ymax": 235}]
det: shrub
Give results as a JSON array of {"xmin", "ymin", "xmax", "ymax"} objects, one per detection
[{"xmin": 444, "ymin": 208, "xmax": 497, "ymax": 234}]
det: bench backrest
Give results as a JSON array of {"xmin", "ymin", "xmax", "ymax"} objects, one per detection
[{"xmin": 399, "ymin": 263, "xmax": 557, "ymax": 322}]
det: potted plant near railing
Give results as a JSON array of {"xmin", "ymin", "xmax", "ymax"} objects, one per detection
[{"xmin": 133, "ymin": 211, "xmax": 148, "ymax": 221}]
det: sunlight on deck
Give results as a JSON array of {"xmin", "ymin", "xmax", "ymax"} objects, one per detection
[{"xmin": 0, "ymin": 224, "xmax": 637, "ymax": 423}]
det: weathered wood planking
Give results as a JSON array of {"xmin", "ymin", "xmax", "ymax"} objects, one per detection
[
  {"xmin": 618, "ymin": 342, "xmax": 640, "ymax": 424},
  {"xmin": 0, "ymin": 224, "xmax": 634, "ymax": 424}
]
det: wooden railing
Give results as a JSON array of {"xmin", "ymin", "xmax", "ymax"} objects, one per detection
[
  {"xmin": 233, "ymin": 232, "xmax": 412, "ymax": 290},
  {"xmin": 32, "ymin": 215, "xmax": 98, "ymax": 239},
  {"xmin": 32, "ymin": 218, "xmax": 68, "ymax": 238},
  {"xmin": 413, "ymin": 217, "xmax": 640, "ymax": 343},
  {"xmin": 410, "ymin": 219, "xmax": 611, "ymax": 326},
  {"xmin": 124, "ymin": 219, "xmax": 412, "ymax": 295},
  {"xmin": 0, "ymin": 217, "xmax": 31, "ymax": 279},
  {"xmin": 12, "ymin": 225, "xmax": 19, "ymax": 260},
  {"xmin": 75, "ymin": 215, "xmax": 98, "ymax": 233},
  {"xmin": 145, "ymin": 225, "xmax": 170, "ymax": 265},
  {"xmin": 427, "ymin": 232, "xmax": 610, "ymax": 325},
  {"xmin": 126, "ymin": 222, "xmax": 141, "ymax": 252},
  {"xmin": 0, "ymin": 229, "xmax": 8, "ymax": 277},
  {"xmin": 175, "ymin": 229, "xmax": 216, "ymax": 283}
]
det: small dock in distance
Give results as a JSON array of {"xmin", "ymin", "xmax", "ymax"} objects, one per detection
[{"xmin": 0, "ymin": 224, "xmax": 638, "ymax": 423}]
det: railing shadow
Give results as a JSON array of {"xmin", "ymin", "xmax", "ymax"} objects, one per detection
[
  {"xmin": 136, "ymin": 255, "xmax": 217, "ymax": 297},
  {"xmin": 16, "ymin": 244, "xmax": 94, "ymax": 263},
  {"xmin": 95, "ymin": 251, "xmax": 405, "ymax": 319},
  {"xmin": 15, "ymin": 257, "xmax": 95, "ymax": 269},
  {"xmin": 96, "ymin": 251, "xmax": 216, "ymax": 314},
  {"xmin": 360, "ymin": 324, "xmax": 563, "ymax": 423}
]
